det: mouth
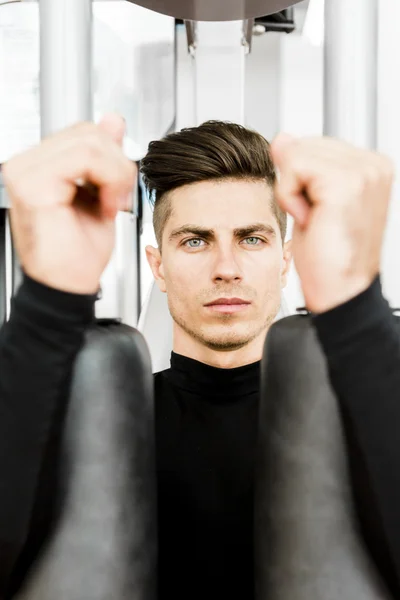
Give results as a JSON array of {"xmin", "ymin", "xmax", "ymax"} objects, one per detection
[{"xmin": 204, "ymin": 297, "xmax": 251, "ymax": 314}]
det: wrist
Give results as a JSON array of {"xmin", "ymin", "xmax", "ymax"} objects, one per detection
[
  {"xmin": 304, "ymin": 273, "xmax": 376, "ymax": 314},
  {"xmin": 24, "ymin": 267, "xmax": 101, "ymax": 296},
  {"xmin": 16, "ymin": 273, "xmax": 97, "ymax": 328}
]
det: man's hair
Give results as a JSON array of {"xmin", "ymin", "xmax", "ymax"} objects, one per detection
[{"xmin": 140, "ymin": 121, "xmax": 287, "ymax": 248}]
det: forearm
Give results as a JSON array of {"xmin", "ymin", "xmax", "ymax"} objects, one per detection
[
  {"xmin": 313, "ymin": 276, "xmax": 400, "ymax": 593},
  {"xmin": 0, "ymin": 275, "xmax": 95, "ymax": 589}
]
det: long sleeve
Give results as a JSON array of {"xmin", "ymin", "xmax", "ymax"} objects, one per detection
[
  {"xmin": 0, "ymin": 275, "xmax": 96, "ymax": 595},
  {"xmin": 313, "ymin": 277, "xmax": 400, "ymax": 596}
]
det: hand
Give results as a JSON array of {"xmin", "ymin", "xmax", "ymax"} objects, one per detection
[
  {"xmin": 2, "ymin": 114, "xmax": 136, "ymax": 294},
  {"xmin": 271, "ymin": 135, "xmax": 394, "ymax": 313}
]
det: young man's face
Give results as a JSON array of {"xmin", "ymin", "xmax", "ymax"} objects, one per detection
[{"xmin": 146, "ymin": 179, "xmax": 291, "ymax": 357}]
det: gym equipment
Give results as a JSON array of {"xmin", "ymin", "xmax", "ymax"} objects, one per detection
[
  {"xmin": 0, "ymin": 171, "xmax": 6, "ymax": 325},
  {"xmin": 0, "ymin": 208, "xmax": 5, "ymax": 326},
  {"xmin": 255, "ymin": 314, "xmax": 395, "ymax": 600},
  {"xmin": 127, "ymin": 0, "xmax": 303, "ymax": 22},
  {"xmin": 324, "ymin": 0, "xmax": 377, "ymax": 148},
  {"xmin": 175, "ymin": 9, "xmax": 296, "ymax": 33},
  {"xmin": 15, "ymin": 321, "xmax": 157, "ymax": 600}
]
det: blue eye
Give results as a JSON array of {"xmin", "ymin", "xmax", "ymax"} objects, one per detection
[
  {"xmin": 244, "ymin": 237, "xmax": 262, "ymax": 245},
  {"xmin": 185, "ymin": 238, "xmax": 205, "ymax": 248}
]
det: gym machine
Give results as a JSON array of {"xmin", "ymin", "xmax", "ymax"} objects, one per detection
[
  {"xmin": 0, "ymin": 175, "xmax": 6, "ymax": 326},
  {"xmin": 0, "ymin": 0, "xmax": 397, "ymax": 598}
]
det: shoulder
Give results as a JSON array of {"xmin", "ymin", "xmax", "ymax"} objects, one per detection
[
  {"xmin": 153, "ymin": 369, "xmax": 178, "ymax": 415},
  {"xmin": 153, "ymin": 368, "xmax": 172, "ymax": 391},
  {"xmin": 153, "ymin": 368, "xmax": 170, "ymax": 379}
]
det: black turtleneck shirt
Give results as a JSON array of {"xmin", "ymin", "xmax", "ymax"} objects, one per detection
[
  {"xmin": 155, "ymin": 354, "xmax": 260, "ymax": 599},
  {"xmin": 1, "ymin": 274, "xmax": 400, "ymax": 599}
]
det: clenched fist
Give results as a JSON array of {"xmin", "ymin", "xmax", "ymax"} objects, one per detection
[
  {"xmin": 271, "ymin": 135, "xmax": 395, "ymax": 313},
  {"xmin": 2, "ymin": 114, "xmax": 136, "ymax": 294}
]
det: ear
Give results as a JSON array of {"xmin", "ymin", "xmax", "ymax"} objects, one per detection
[
  {"xmin": 280, "ymin": 239, "xmax": 292, "ymax": 289},
  {"xmin": 145, "ymin": 245, "xmax": 167, "ymax": 293}
]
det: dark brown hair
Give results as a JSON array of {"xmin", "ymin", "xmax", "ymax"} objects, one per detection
[{"xmin": 140, "ymin": 120, "xmax": 287, "ymax": 248}]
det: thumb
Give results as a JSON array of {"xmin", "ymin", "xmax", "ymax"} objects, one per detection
[
  {"xmin": 271, "ymin": 133, "xmax": 310, "ymax": 227},
  {"xmin": 98, "ymin": 113, "xmax": 126, "ymax": 146},
  {"xmin": 270, "ymin": 132, "xmax": 297, "ymax": 167}
]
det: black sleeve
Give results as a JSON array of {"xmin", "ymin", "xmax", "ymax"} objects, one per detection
[
  {"xmin": 313, "ymin": 277, "xmax": 400, "ymax": 596},
  {"xmin": 0, "ymin": 275, "xmax": 96, "ymax": 594}
]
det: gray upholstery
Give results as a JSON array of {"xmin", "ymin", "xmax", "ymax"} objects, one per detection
[
  {"xmin": 128, "ymin": 0, "xmax": 303, "ymax": 22},
  {"xmin": 138, "ymin": 283, "xmax": 174, "ymax": 374},
  {"xmin": 255, "ymin": 315, "xmax": 391, "ymax": 600},
  {"xmin": 16, "ymin": 321, "xmax": 156, "ymax": 600},
  {"xmin": 138, "ymin": 281, "xmax": 290, "ymax": 373}
]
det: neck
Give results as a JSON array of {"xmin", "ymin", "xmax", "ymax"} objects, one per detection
[{"xmin": 173, "ymin": 326, "xmax": 267, "ymax": 369}]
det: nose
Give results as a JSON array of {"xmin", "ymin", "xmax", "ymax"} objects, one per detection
[{"xmin": 211, "ymin": 246, "xmax": 243, "ymax": 284}]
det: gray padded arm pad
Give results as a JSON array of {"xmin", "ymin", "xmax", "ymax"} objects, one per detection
[
  {"xmin": 16, "ymin": 321, "xmax": 156, "ymax": 600},
  {"xmin": 255, "ymin": 315, "xmax": 390, "ymax": 600},
  {"xmin": 127, "ymin": 0, "xmax": 303, "ymax": 21}
]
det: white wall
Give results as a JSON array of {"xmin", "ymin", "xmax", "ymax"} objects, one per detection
[{"xmin": 245, "ymin": 32, "xmax": 282, "ymax": 141}]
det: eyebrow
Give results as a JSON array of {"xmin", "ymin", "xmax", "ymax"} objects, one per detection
[{"xmin": 168, "ymin": 222, "xmax": 276, "ymax": 242}]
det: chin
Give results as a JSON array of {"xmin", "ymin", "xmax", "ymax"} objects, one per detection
[
  {"xmin": 171, "ymin": 307, "xmax": 271, "ymax": 352},
  {"xmin": 197, "ymin": 325, "xmax": 262, "ymax": 352},
  {"xmin": 205, "ymin": 340, "xmax": 252, "ymax": 352}
]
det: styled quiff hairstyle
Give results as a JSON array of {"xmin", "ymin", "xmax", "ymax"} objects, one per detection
[{"xmin": 140, "ymin": 121, "xmax": 287, "ymax": 248}]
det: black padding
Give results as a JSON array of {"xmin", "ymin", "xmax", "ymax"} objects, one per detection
[
  {"xmin": 16, "ymin": 321, "xmax": 156, "ymax": 600},
  {"xmin": 255, "ymin": 315, "xmax": 390, "ymax": 600}
]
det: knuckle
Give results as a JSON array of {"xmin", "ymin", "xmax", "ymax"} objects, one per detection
[
  {"xmin": 364, "ymin": 151, "xmax": 395, "ymax": 181},
  {"xmin": 366, "ymin": 164, "xmax": 382, "ymax": 185},
  {"xmin": 72, "ymin": 120, "xmax": 96, "ymax": 135},
  {"xmin": 366, "ymin": 156, "xmax": 394, "ymax": 187},
  {"xmin": 2, "ymin": 159, "xmax": 24, "ymax": 200},
  {"xmin": 126, "ymin": 160, "xmax": 137, "ymax": 185},
  {"xmin": 380, "ymin": 155, "xmax": 395, "ymax": 181},
  {"xmin": 284, "ymin": 147, "xmax": 301, "ymax": 173},
  {"xmin": 349, "ymin": 172, "xmax": 368, "ymax": 197},
  {"xmin": 107, "ymin": 154, "xmax": 135, "ymax": 190},
  {"xmin": 81, "ymin": 133, "xmax": 103, "ymax": 161},
  {"xmin": 1, "ymin": 160, "xmax": 12, "ymax": 185},
  {"xmin": 2, "ymin": 153, "xmax": 25, "ymax": 183}
]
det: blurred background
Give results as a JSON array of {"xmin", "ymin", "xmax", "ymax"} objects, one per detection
[{"xmin": 0, "ymin": 0, "xmax": 399, "ymax": 342}]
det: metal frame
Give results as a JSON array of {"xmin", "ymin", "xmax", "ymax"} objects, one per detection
[
  {"xmin": 184, "ymin": 20, "xmax": 196, "ymax": 55},
  {"xmin": 39, "ymin": 0, "xmax": 140, "ymax": 324},
  {"xmin": 0, "ymin": 209, "xmax": 6, "ymax": 326},
  {"xmin": 323, "ymin": 0, "xmax": 378, "ymax": 148},
  {"xmin": 193, "ymin": 21, "xmax": 246, "ymax": 126},
  {"xmin": 0, "ymin": 170, "xmax": 8, "ymax": 324},
  {"xmin": 242, "ymin": 18, "xmax": 254, "ymax": 54},
  {"xmin": 39, "ymin": 0, "xmax": 92, "ymax": 136}
]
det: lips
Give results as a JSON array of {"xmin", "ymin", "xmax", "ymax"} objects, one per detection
[{"xmin": 205, "ymin": 298, "xmax": 251, "ymax": 307}]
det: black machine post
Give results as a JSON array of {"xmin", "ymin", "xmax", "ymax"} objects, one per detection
[
  {"xmin": 0, "ymin": 209, "xmax": 6, "ymax": 327},
  {"xmin": 0, "ymin": 168, "xmax": 8, "ymax": 326}
]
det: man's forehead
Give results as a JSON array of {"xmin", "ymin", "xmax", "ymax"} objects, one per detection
[{"xmin": 165, "ymin": 179, "xmax": 276, "ymax": 229}]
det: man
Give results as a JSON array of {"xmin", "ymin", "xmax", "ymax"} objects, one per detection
[{"xmin": 0, "ymin": 114, "xmax": 399, "ymax": 599}]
